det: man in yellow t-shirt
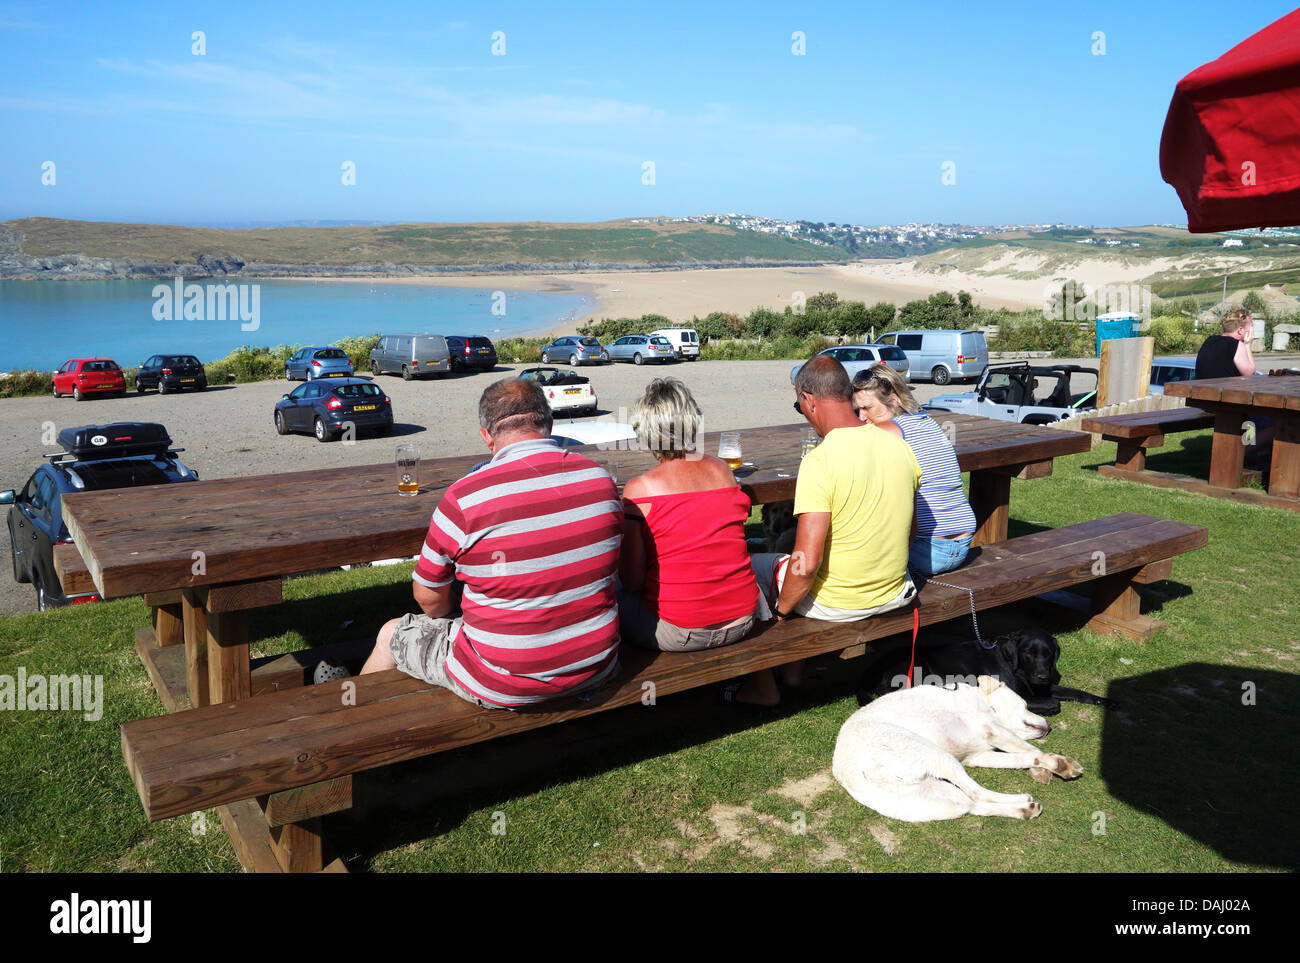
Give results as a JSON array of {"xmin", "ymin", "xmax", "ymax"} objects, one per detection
[{"xmin": 734, "ymin": 355, "xmax": 920, "ymax": 706}]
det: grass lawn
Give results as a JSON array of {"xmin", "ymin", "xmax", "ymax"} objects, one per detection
[{"xmin": 2, "ymin": 429, "xmax": 1297, "ymax": 873}]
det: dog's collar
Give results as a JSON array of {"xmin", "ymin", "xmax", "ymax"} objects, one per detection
[{"xmin": 979, "ymin": 637, "xmax": 999, "ymax": 651}]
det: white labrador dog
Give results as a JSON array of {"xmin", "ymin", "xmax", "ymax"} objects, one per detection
[{"xmin": 832, "ymin": 675, "xmax": 1083, "ymax": 822}]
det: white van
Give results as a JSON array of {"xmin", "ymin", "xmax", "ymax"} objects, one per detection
[
  {"xmin": 370, "ymin": 334, "xmax": 451, "ymax": 380},
  {"xmin": 648, "ymin": 327, "xmax": 700, "ymax": 361},
  {"xmin": 876, "ymin": 329, "xmax": 988, "ymax": 385}
]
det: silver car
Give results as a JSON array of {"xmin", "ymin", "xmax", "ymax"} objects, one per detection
[
  {"xmin": 540, "ymin": 336, "xmax": 608, "ymax": 366},
  {"xmin": 286, "ymin": 346, "xmax": 354, "ymax": 381},
  {"xmin": 789, "ymin": 344, "xmax": 910, "ymax": 385},
  {"xmin": 607, "ymin": 334, "xmax": 675, "ymax": 365}
]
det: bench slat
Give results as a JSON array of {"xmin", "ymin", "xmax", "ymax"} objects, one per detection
[
  {"xmin": 122, "ymin": 513, "xmax": 1206, "ymax": 822},
  {"xmin": 1081, "ymin": 408, "xmax": 1213, "ymax": 439}
]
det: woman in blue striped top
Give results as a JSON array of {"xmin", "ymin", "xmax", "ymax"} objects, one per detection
[{"xmin": 852, "ymin": 364, "xmax": 976, "ymax": 576}]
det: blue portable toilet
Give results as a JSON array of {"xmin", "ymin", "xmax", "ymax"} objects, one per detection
[{"xmin": 1095, "ymin": 312, "xmax": 1141, "ymax": 356}]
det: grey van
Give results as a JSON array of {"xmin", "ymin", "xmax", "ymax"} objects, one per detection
[
  {"xmin": 369, "ymin": 334, "xmax": 451, "ymax": 380},
  {"xmin": 877, "ymin": 329, "xmax": 988, "ymax": 385}
]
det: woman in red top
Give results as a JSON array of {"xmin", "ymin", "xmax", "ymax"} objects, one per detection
[{"xmin": 619, "ymin": 378, "xmax": 760, "ymax": 650}]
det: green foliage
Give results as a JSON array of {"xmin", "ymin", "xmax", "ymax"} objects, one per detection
[
  {"xmin": 1147, "ymin": 315, "xmax": 1201, "ymax": 353},
  {"xmin": 1241, "ymin": 290, "xmax": 1267, "ymax": 315},
  {"xmin": 742, "ymin": 307, "xmax": 784, "ymax": 339},
  {"xmin": 493, "ymin": 337, "xmax": 548, "ymax": 363},
  {"xmin": 0, "ymin": 369, "xmax": 54, "ymax": 398},
  {"xmin": 695, "ymin": 311, "xmax": 743, "ymax": 341},
  {"xmin": 806, "ymin": 291, "xmax": 841, "ymax": 314},
  {"xmin": 698, "ymin": 335, "xmax": 832, "ymax": 361},
  {"xmin": 897, "ymin": 291, "xmax": 965, "ymax": 329},
  {"xmin": 577, "ymin": 316, "xmax": 649, "ymax": 342},
  {"xmin": 335, "ymin": 334, "xmax": 381, "ymax": 370},
  {"xmin": 865, "ymin": 301, "xmax": 897, "ymax": 331},
  {"xmin": 204, "ymin": 344, "xmax": 295, "ymax": 384},
  {"xmin": 989, "ymin": 311, "xmax": 1094, "ymax": 356}
]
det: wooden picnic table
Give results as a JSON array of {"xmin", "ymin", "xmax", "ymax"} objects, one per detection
[
  {"xmin": 62, "ymin": 414, "xmax": 1089, "ymax": 711},
  {"xmin": 1162, "ymin": 374, "xmax": 1300, "ymax": 503}
]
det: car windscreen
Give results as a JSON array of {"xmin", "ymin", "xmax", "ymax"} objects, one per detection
[
  {"xmin": 315, "ymin": 348, "xmax": 348, "ymax": 360},
  {"xmin": 333, "ymin": 383, "xmax": 382, "ymax": 399},
  {"xmin": 468, "ymin": 337, "xmax": 493, "ymax": 348},
  {"xmin": 84, "ymin": 361, "xmax": 120, "ymax": 372},
  {"xmin": 164, "ymin": 356, "xmax": 200, "ymax": 366},
  {"xmin": 579, "ymin": 337, "xmax": 601, "ymax": 347},
  {"xmin": 71, "ymin": 460, "xmax": 175, "ymax": 489},
  {"xmin": 878, "ymin": 346, "xmax": 908, "ymax": 361},
  {"xmin": 650, "ymin": 336, "xmax": 671, "ymax": 345}
]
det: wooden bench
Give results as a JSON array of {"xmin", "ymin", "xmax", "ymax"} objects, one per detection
[
  {"xmin": 120, "ymin": 512, "xmax": 1206, "ymax": 872},
  {"xmin": 1082, "ymin": 407, "xmax": 1215, "ymax": 477}
]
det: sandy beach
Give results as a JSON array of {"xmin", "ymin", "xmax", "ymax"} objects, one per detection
[{"xmin": 282, "ymin": 260, "xmax": 1042, "ymax": 338}]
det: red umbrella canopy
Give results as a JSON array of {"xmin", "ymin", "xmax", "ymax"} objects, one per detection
[{"xmin": 1160, "ymin": 8, "xmax": 1300, "ymax": 233}]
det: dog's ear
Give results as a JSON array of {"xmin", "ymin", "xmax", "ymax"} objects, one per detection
[{"xmin": 1001, "ymin": 637, "xmax": 1020, "ymax": 672}]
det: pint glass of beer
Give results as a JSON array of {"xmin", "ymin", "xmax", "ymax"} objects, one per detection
[
  {"xmin": 396, "ymin": 444, "xmax": 420, "ymax": 496},
  {"xmin": 718, "ymin": 432, "xmax": 743, "ymax": 471}
]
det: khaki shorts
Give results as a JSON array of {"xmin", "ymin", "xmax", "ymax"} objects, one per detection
[
  {"xmin": 388, "ymin": 613, "xmax": 495, "ymax": 709},
  {"xmin": 617, "ymin": 585, "xmax": 756, "ymax": 652}
]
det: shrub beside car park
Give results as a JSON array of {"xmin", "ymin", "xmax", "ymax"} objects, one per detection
[{"xmin": 0, "ymin": 370, "xmax": 54, "ymax": 398}]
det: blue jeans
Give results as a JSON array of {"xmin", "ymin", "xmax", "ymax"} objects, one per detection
[{"xmin": 909, "ymin": 534, "xmax": 972, "ymax": 577}]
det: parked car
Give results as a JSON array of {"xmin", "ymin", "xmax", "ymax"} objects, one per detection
[
  {"xmin": 285, "ymin": 346, "xmax": 354, "ymax": 381},
  {"xmin": 274, "ymin": 377, "xmax": 393, "ymax": 442},
  {"xmin": 52, "ymin": 358, "xmax": 126, "ymax": 400},
  {"xmin": 519, "ymin": 367, "xmax": 598, "ymax": 415},
  {"xmin": 789, "ymin": 344, "xmax": 911, "ymax": 385},
  {"xmin": 135, "ymin": 354, "xmax": 208, "ymax": 393},
  {"xmin": 369, "ymin": 334, "xmax": 451, "ymax": 379},
  {"xmin": 1150, "ymin": 357, "xmax": 1197, "ymax": 395},
  {"xmin": 648, "ymin": 327, "xmax": 700, "ymax": 360},
  {"xmin": 445, "ymin": 335, "xmax": 498, "ymax": 372},
  {"xmin": 927, "ymin": 362, "xmax": 1099, "ymax": 424},
  {"xmin": 875, "ymin": 329, "xmax": 988, "ymax": 385},
  {"xmin": 540, "ymin": 336, "xmax": 608, "ymax": 366},
  {"xmin": 607, "ymin": 334, "xmax": 675, "ymax": 364},
  {"xmin": 2, "ymin": 422, "xmax": 198, "ymax": 610}
]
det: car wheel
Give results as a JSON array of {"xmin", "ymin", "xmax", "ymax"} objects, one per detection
[
  {"xmin": 136, "ymin": 381, "xmax": 145, "ymax": 393},
  {"xmin": 158, "ymin": 381, "xmax": 169, "ymax": 395},
  {"xmin": 931, "ymin": 366, "xmax": 951, "ymax": 386},
  {"xmin": 402, "ymin": 365, "xmax": 413, "ymax": 381},
  {"xmin": 633, "ymin": 353, "xmax": 644, "ymax": 366},
  {"xmin": 274, "ymin": 410, "xmax": 288, "ymax": 435},
  {"xmin": 73, "ymin": 385, "xmax": 83, "ymax": 401},
  {"xmin": 540, "ymin": 352, "xmax": 551, "ymax": 364},
  {"xmin": 285, "ymin": 366, "xmax": 293, "ymax": 380},
  {"xmin": 306, "ymin": 369, "xmax": 315, "ymax": 381},
  {"xmin": 370, "ymin": 360, "xmax": 380, "ymax": 375},
  {"xmin": 601, "ymin": 351, "xmax": 610, "ymax": 363},
  {"xmin": 52, "ymin": 383, "xmax": 61, "ymax": 398},
  {"xmin": 569, "ymin": 354, "xmax": 579, "ymax": 366},
  {"xmin": 314, "ymin": 417, "xmax": 333, "ymax": 442}
]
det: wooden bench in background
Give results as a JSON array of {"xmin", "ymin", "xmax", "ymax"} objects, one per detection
[
  {"xmin": 120, "ymin": 513, "xmax": 1206, "ymax": 873},
  {"xmin": 1082, "ymin": 407, "xmax": 1219, "ymax": 480}
]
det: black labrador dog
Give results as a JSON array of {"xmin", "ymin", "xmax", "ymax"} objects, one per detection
[{"xmin": 856, "ymin": 626, "xmax": 1118, "ymax": 716}]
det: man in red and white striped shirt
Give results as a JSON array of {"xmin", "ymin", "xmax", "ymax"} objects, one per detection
[{"xmin": 360, "ymin": 378, "xmax": 622, "ymax": 707}]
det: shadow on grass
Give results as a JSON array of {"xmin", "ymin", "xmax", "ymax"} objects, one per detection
[{"xmin": 1102, "ymin": 663, "xmax": 1299, "ymax": 871}]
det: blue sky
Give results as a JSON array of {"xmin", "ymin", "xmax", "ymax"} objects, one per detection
[{"xmin": 1, "ymin": 0, "xmax": 1296, "ymax": 227}]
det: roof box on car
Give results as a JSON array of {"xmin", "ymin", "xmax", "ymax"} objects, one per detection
[{"xmin": 57, "ymin": 422, "xmax": 174, "ymax": 460}]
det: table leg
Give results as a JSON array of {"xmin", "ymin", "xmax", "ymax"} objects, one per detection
[
  {"xmin": 1269, "ymin": 412, "xmax": 1300, "ymax": 499},
  {"xmin": 181, "ymin": 588, "xmax": 210, "ymax": 708},
  {"xmin": 1208, "ymin": 411, "xmax": 1246, "ymax": 490},
  {"xmin": 968, "ymin": 470, "xmax": 1010, "ymax": 547},
  {"xmin": 207, "ymin": 610, "xmax": 252, "ymax": 704}
]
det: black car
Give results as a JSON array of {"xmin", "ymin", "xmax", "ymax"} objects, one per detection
[
  {"xmin": 273, "ymin": 377, "xmax": 393, "ymax": 442},
  {"xmin": 445, "ymin": 335, "xmax": 498, "ymax": 372},
  {"xmin": 136, "ymin": 354, "xmax": 208, "ymax": 393},
  {"xmin": 3, "ymin": 423, "xmax": 199, "ymax": 610}
]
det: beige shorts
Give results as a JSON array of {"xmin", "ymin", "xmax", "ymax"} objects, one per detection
[
  {"xmin": 388, "ymin": 613, "xmax": 495, "ymax": 709},
  {"xmin": 748, "ymin": 552, "xmax": 917, "ymax": 622}
]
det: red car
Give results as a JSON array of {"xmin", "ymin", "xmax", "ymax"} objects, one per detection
[{"xmin": 52, "ymin": 358, "xmax": 127, "ymax": 401}]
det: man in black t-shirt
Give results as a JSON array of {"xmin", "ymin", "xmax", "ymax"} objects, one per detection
[
  {"xmin": 1195, "ymin": 308, "xmax": 1272, "ymax": 469},
  {"xmin": 1195, "ymin": 308, "xmax": 1258, "ymax": 379}
]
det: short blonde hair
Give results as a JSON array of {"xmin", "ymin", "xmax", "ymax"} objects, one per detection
[
  {"xmin": 1221, "ymin": 307, "xmax": 1251, "ymax": 333},
  {"xmin": 851, "ymin": 363, "xmax": 921, "ymax": 416},
  {"xmin": 632, "ymin": 378, "xmax": 702, "ymax": 460}
]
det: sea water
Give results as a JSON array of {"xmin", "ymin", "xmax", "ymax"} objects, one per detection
[{"xmin": 0, "ymin": 279, "xmax": 592, "ymax": 371}]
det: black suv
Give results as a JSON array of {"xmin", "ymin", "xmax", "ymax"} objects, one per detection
[
  {"xmin": 445, "ymin": 336, "xmax": 498, "ymax": 372},
  {"xmin": 136, "ymin": 354, "xmax": 208, "ymax": 393},
  {"xmin": 3, "ymin": 423, "xmax": 199, "ymax": 610}
]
